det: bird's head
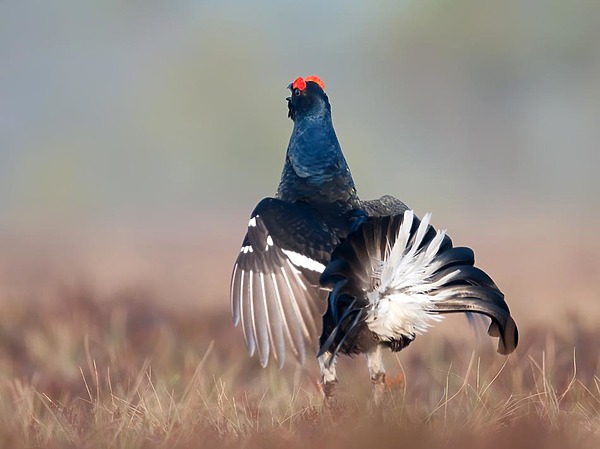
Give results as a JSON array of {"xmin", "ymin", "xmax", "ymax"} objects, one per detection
[{"xmin": 286, "ymin": 75, "xmax": 329, "ymax": 121}]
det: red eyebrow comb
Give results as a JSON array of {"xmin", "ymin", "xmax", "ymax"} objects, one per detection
[
  {"xmin": 305, "ymin": 75, "xmax": 325, "ymax": 90},
  {"xmin": 292, "ymin": 77, "xmax": 307, "ymax": 91}
]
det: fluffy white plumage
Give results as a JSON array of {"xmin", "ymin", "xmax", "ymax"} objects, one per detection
[{"xmin": 365, "ymin": 210, "xmax": 458, "ymax": 341}]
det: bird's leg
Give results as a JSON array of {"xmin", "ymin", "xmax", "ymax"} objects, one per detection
[
  {"xmin": 318, "ymin": 351, "xmax": 338, "ymax": 407},
  {"xmin": 366, "ymin": 344, "xmax": 386, "ymax": 410}
]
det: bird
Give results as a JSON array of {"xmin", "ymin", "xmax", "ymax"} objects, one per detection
[{"xmin": 230, "ymin": 75, "xmax": 518, "ymax": 405}]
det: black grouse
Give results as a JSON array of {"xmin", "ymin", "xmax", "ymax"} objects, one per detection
[{"xmin": 230, "ymin": 76, "xmax": 518, "ymax": 404}]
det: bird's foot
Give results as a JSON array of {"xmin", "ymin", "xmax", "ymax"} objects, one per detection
[
  {"xmin": 369, "ymin": 372, "xmax": 386, "ymax": 416},
  {"xmin": 318, "ymin": 352, "xmax": 338, "ymax": 411},
  {"xmin": 321, "ymin": 378, "xmax": 338, "ymax": 407},
  {"xmin": 320, "ymin": 379, "xmax": 344, "ymax": 422}
]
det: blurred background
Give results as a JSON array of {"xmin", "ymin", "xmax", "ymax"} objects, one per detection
[{"xmin": 1, "ymin": 0, "xmax": 599, "ymax": 324}]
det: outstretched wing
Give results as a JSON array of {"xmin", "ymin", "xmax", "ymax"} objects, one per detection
[{"xmin": 231, "ymin": 198, "xmax": 339, "ymax": 368}]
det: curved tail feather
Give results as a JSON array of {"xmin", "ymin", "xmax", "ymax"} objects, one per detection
[{"xmin": 319, "ymin": 211, "xmax": 518, "ymax": 358}]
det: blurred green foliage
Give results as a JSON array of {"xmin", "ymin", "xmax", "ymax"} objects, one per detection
[{"xmin": 1, "ymin": 0, "xmax": 599, "ymax": 226}]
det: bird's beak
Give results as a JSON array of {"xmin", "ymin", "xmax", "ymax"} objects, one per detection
[{"xmin": 286, "ymin": 83, "xmax": 295, "ymax": 120}]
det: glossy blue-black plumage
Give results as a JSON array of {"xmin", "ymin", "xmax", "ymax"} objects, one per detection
[
  {"xmin": 278, "ymin": 81, "xmax": 359, "ymax": 207},
  {"xmin": 230, "ymin": 78, "xmax": 409, "ymax": 366},
  {"xmin": 231, "ymin": 76, "xmax": 517, "ymax": 405}
]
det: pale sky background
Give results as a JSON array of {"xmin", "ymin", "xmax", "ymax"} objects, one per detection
[{"xmin": 2, "ymin": 0, "xmax": 599, "ymax": 228}]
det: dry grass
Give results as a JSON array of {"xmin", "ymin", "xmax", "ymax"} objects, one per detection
[
  {"xmin": 1, "ymin": 218, "xmax": 600, "ymax": 448},
  {"xmin": 0, "ymin": 286, "xmax": 599, "ymax": 449}
]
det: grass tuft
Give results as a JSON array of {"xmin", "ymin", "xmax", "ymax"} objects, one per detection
[{"xmin": 0, "ymin": 287, "xmax": 599, "ymax": 448}]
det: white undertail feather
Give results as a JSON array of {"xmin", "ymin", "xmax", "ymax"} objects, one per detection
[{"xmin": 366, "ymin": 211, "xmax": 458, "ymax": 341}]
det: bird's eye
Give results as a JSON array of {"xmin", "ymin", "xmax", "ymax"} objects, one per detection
[{"xmin": 294, "ymin": 88, "xmax": 301, "ymax": 97}]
